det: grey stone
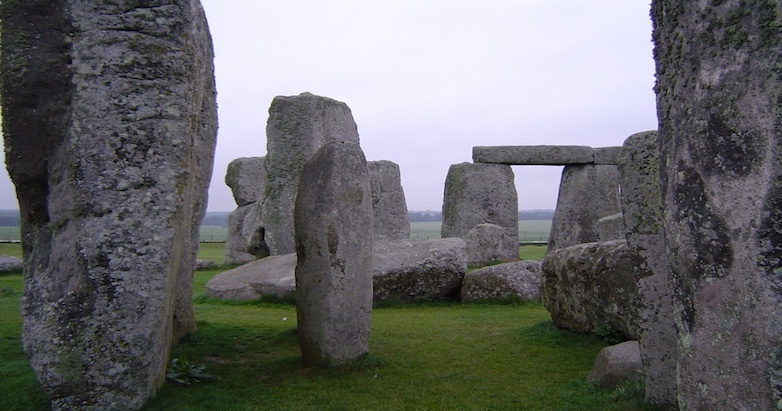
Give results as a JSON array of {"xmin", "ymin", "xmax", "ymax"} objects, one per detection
[
  {"xmin": 472, "ymin": 145, "xmax": 594, "ymax": 165},
  {"xmin": 587, "ymin": 341, "xmax": 643, "ymax": 388},
  {"xmin": 373, "ymin": 238, "xmax": 467, "ymax": 303},
  {"xmin": 225, "ymin": 157, "xmax": 266, "ymax": 206},
  {"xmin": 368, "ymin": 160, "xmax": 410, "ymax": 242},
  {"xmin": 223, "ymin": 204, "xmax": 258, "ymax": 266},
  {"xmin": 593, "ymin": 146, "xmax": 623, "ymax": 165},
  {"xmin": 652, "ymin": 2, "xmax": 782, "ymax": 408},
  {"xmin": 260, "ymin": 92, "xmax": 360, "ymax": 256},
  {"xmin": 195, "ymin": 260, "xmax": 217, "ymax": 270},
  {"xmin": 441, "ymin": 163, "xmax": 518, "ymax": 261},
  {"xmin": 205, "ymin": 253, "xmax": 297, "ymax": 301},
  {"xmin": 547, "ymin": 164, "xmax": 622, "ymax": 252},
  {"xmin": 294, "ymin": 141, "xmax": 373, "ymax": 366},
  {"xmin": 596, "ymin": 212, "xmax": 625, "ymax": 242},
  {"xmin": 460, "ymin": 260, "xmax": 541, "ymax": 302},
  {"xmin": 1, "ymin": 1, "xmax": 217, "ymax": 409},
  {"xmin": 241, "ymin": 200, "xmax": 269, "ymax": 259},
  {"xmin": 465, "ymin": 223, "xmax": 510, "ymax": 266},
  {"xmin": 0, "ymin": 255, "xmax": 22, "ymax": 272},
  {"xmin": 540, "ymin": 240, "xmax": 639, "ymax": 339},
  {"xmin": 618, "ymin": 130, "xmax": 677, "ymax": 407}
]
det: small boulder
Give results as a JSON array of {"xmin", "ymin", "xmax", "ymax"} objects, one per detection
[
  {"xmin": 205, "ymin": 254, "xmax": 296, "ymax": 300},
  {"xmin": 466, "ymin": 223, "xmax": 510, "ymax": 266},
  {"xmin": 461, "ymin": 260, "xmax": 541, "ymax": 302},
  {"xmin": 195, "ymin": 259, "xmax": 217, "ymax": 270},
  {"xmin": 0, "ymin": 255, "xmax": 22, "ymax": 273},
  {"xmin": 587, "ymin": 341, "xmax": 643, "ymax": 388}
]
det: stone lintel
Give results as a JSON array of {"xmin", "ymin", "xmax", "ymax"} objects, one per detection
[
  {"xmin": 472, "ymin": 145, "xmax": 595, "ymax": 165},
  {"xmin": 593, "ymin": 146, "xmax": 624, "ymax": 165}
]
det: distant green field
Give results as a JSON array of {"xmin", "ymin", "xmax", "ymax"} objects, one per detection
[
  {"xmin": 199, "ymin": 225, "xmax": 229, "ymax": 242},
  {"xmin": 0, "ymin": 227, "xmax": 20, "ymax": 242},
  {"xmin": 411, "ymin": 220, "xmax": 552, "ymax": 243}
]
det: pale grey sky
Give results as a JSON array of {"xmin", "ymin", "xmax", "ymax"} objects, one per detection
[{"xmin": 0, "ymin": 1, "xmax": 658, "ymax": 212}]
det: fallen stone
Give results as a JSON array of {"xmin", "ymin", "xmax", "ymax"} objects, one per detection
[
  {"xmin": 540, "ymin": 240, "xmax": 639, "ymax": 339},
  {"xmin": 0, "ymin": 255, "xmax": 22, "ymax": 272},
  {"xmin": 205, "ymin": 253, "xmax": 297, "ymax": 301},
  {"xmin": 587, "ymin": 341, "xmax": 643, "ymax": 388},
  {"xmin": 294, "ymin": 141, "xmax": 373, "ymax": 366},
  {"xmin": 465, "ymin": 223, "xmax": 510, "ymax": 266},
  {"xmin": 442, "ymin": 162, "xmax": 518, "ymax": 261},
  {"xmin": 461, "ymin": 260, "xmax": 542, "ymax": 302},
  {"xmin": 195, "ymin": 260, "xmax": 217, "ymax": 270},
  {"xmin": 368, "ymin": 160, "xmax": 410, "ymax": 242},
  {"xmin": 225, "ymin": 156, "xmax": 266, "ymax": 207},
  {"xmin": 472, "ymin": 145, "xmax": 594, "ymax": 165}
]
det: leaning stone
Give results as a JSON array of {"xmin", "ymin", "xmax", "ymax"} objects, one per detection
[
  {"xmin": 225, "ymin": 157, "xmax": 266, "ymax": 207},
  {"xmin": 461, "ymin": 260, "xmax": 542, "ymax": 302},
  {"xmin": 540, "ymin": 240, "xmax": 639, "ymax": 339},
  {"xmin": 652, "ymin": 2, "xmax": 782, "ymax": 408},
  {"xmin": 587, "ymin": 341, "xmax": 643, "ymax": 388},
  {"xmin": 260, "ymin": 92, "xmax": 360, "ymax": 256},
  {"xmin": 223, "ymin": 204, "xmax": 258, "ymax": 266},
  {"xmin": 618, "ymin": 130, "xmax": 677, "ymax": 407},
  {"xmin": 442, "ymin": 163, "xmax": 518, "ymax": 261},
  {"xmin": 373, "ymin": 238, "xmax": 467, "ymax": 303},
  {"xmin": 465, "ymin": 223, "xmax": 509, "ymax": 266},
  {"xmin": 294, "ymin": 142, "xmax": 373, "ymax": 366},
  {"xmin": 596, "ymin": 212, "xmax": 625, "ymax": 242},
  {"xmin": 472, "ymin": 145, "xmax": 594, "ymax": 165},
  {"xmin": 368, "ymin": 160, "xmax": 410, "ymax": 242},
  {"xmin": 205, "ymin": 253, "xmax": 297, "ymax": 301},
  {"xmin": 592, "ymin": 146, "xmax": 623, "ymax": 165},
  {"xmin": 0, "ymin": 2, "xmax": 217, "ymax": 409},
  {"xmin": 0, "ymin": 255, "xmax": 22, "ymax": 273},
  {"xmin": 547, "ymin": 164, "xmax": 622, "ymax": 252}
]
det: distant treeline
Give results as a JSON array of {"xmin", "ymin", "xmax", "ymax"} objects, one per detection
[
  {"xmin": 0, "ymin": 209, "xmax": 554, "ymax": 227},
  {"xmin": 408, "ymin": 209, "xmax": 554, "ymax": 222}
]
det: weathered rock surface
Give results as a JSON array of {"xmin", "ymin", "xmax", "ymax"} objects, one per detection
[
  {"xmin": 0, "ymin": 255, "xmax": 22, "ymax": 272},
  {"xmin": 587, "ymin": 341, "xmax": 643, "ymax": 388},
  {"xmin": 652, "ymin": 2, "xmax": 782, "ymax": 408},
  {"xmin": 223, "ymin": 204, "xmax": 258, "ymax": 266},
  {"xmin": 465, "ymin": 223, "xmax": 510, "ymax": 266},
  {"xmin": 205, "ymin": 253, "xmax": 296, "ymax": 301},
  {"xmin": 541, "ymin": 240, "xmax": 639, "ymax": 339},
  {"xmin": 592, "ymin": 146, "xmax": 623, "ymax": 165},
  {"xmin": 472, "ymin": 145, "xmax": 594, "ymax": 165},
  {"xmin": 618, "ymin": 130, "xmax": 677, "ymax": 407},
  {"xmin": 1, "ymin": 1, "xmax": 217, "ymax": 409},
  {"xmin": 596, "ymin": 212, "xmax": 624, "ymax": 242},
  {"xmin": 294, "ymin": 142, "xmax": 373, "ymax": 366},
  {"xmin": 260, "ymin": 93, "xmax": 361, "ymax": 256},
  {"xmin": 547, "ymin": 164, "xmax": 622, "ymax": 252},
  {"xmin": 441, "ymin": 163, "xmax": 518, "ymax": 261},
  {"xmin": 225, "ymin": 157, "xmax": 265, "ymax": 207},
  {"xmin": 368, "ymin": 160, "xmax": 409, "ymax": 242},
  {"xmin": 195, "ymin": 260, "xmax": 217, "ymax": 270},
  {"xmin": 461, "ymin": 260, "xmax": 541, "ymax": 302},
  {"xmin": 373, "ymin": 238, "xmax": 467, "ymax": 303}
]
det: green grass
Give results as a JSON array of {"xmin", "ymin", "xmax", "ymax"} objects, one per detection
[{"xmin": 519, "ymin": 244, "xmax": 547, "ymax": 260}]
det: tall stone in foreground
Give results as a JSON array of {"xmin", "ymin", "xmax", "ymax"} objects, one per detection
[
  {"xmin": 1, "ymin": 2, "xmax": 217, "ymax": 409},
  {"xmin": 547, "ymin": 165, "xmax": 621, "ymax": 252},
  {"xmin": 652, "ymin": 1, "xmax": 782, "ymax": 409},
  {"xmin": 618, "ymin": 131, "xmax": 677, "ymax": 408},
  {"xmin": 368, "ymin": 160, "xmax": 409, "ymax": 242},
  {"xmin": 295, "ymin": 142, "xmax": 373, "ymax": 366},
  {"xmin": 261, "ymin": 92, "xmax": 360, "ymax": 255},
  {"xmin": 441, "ymin": 163, "xmax": 518, "ymax": 261}
]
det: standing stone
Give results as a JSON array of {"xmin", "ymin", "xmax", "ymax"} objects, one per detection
[
  {"xmin": 223, "ymin": 204, "xmax": 257, "ymax": 266},
  {"xmin": 465, "ymin": 223, "xmax": 509, "ymax": 266},
  {"xmin": 224, "ymin": 157, "xmax": 266, "ymax": 265},
  {"xmin": 261, "ymin": 92, "xmax": 360, "ymax": 256},
  {"xmin": 368, "ymin": 160, "xmax": 410, "ymax": 242},
  {"xmin": 596, "ymin": 213, "xmax": 625, "ymax": 242},
  {"xmin": 441, "ymin": 163, "xmax": 518, "ymax": 261},
  {"xmin": 547, "ymin": 165, "xmax": 621, "ymax": 252},
  {"xmin": 294, "ymin": 142, "xmax": 373, "ymax": 366},
  {"xmin": 652, "ymin": 2, "xmax": 782, "ymax": 409},
  {"xmin": 618, "ymin": 130, "xmax": 677, "ymax": 408},
  {"xmin": 1, "ymin": 2, "xmax": 217, "ymax": 409},
  {"xmin": 225, "ymin": 157, "xmax": 266, "ymax": 207}
]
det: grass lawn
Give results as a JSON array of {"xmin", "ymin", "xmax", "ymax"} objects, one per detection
[{"xmin": 0, "ymin": 243, "xmax": 654, "ymax": 410}]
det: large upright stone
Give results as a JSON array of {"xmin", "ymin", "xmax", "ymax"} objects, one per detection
[
  {"xmin": 547, "ymin": 165, "xmax": 621, "ymax": 252},
  {"xmin": 441, "ymin": 163, "xmax": 518, "ymax": 261},
  {"xmin": 294, "ymin": 142, "xmax": 373, "ymax": 366},
  {"xmin": 1, "ymin": 2, "xmax": 217, "ymax": 409},
  {"xmin": 225, "ymin": 157, "xmax": 265, "ymax": 207},
  {"xmin": 368, "ymin": 160, "xmax": 409, "ymax": 242},
  {"xmin": 223, "ymin": 204, "xmax": 257, "ymax": 266},
  {"xmin": 652, "ymin": 2, "xmax": 782, "ymax": 409},
  {"xmin": 618, "ymin": 130, "xmax": 677, "ymax": 408},
  {"xmin": 261, "ymin": 92, "xmax": 360, "ymax": 255},
  {"xmin": 224, "ymin": 157, "xmax": 267, "ymax": 265}
]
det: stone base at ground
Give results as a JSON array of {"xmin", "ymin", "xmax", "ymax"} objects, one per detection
[
  {"xmin": 0, "ymin": 255, "xmax": 22, "ymax": 272},
  {"xmin": 587, "ymin": 341, "xmax": 643, "ymax": 388},
  {"xmin": 461, "ymin": 260, "xmax": 541, "ymax": 302}
]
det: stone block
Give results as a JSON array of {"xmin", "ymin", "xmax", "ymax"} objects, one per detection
[
  {"xmin": 472, "ymin": 145, "xmax": 594, "ymax": 165},
  {"xmin": 368, "ymin": 160, "xmax": 410, "ymax": 242},
  {"xmin": 461, "ymin": 260, "xmax": 541, "ymax": 302},
  {"xmin": 587, "ymin": 341, "xmax": 643, "ymax": 388},
  {"xmin": 225, "ymin": 157, "xmax": 265, "ymax": 206}
]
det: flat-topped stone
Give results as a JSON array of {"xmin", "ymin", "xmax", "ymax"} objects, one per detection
[{"xmin": 472, "ymin": 145, "xmax": 594, "ymax": 165}]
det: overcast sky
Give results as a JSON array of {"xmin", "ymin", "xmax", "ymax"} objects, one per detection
[{"xmin": 0, "ymin": 1, "xmax": 658, "ymax": 212}]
